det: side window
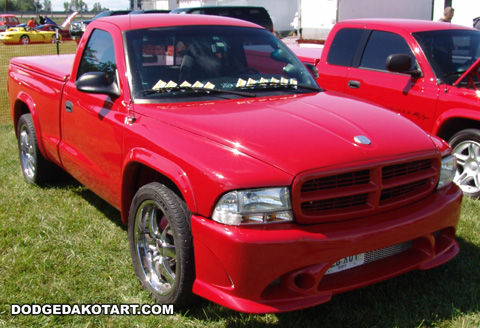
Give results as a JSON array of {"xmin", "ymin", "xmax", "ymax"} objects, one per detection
[
  {"xmin": 327, "ymin": 28, "xmax": 364, "ymax": 67},
  {"xmin": 360, "ymin": 31, "xmax": 415, "ymax": 71},
  {"xmin": 77, "ymin": 29, "xmax": 116, "ymax": 83}
]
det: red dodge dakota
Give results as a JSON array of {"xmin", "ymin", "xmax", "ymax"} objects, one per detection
[
  {"xmin": 290, "ymin": 19, "xmax": 480, "ymax": 198},
  {"xmin": 8, "ymin": 14, "xmax": 462, "ymax": 313}
]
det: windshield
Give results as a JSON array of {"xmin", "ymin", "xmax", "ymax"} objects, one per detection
[
  {"xmin": 125, "ymin": 25, "xmax": 319, "ymax": 102},
  {"xmin": 413, "ymin": 29, "xmax": 480, "ymax": 85}
]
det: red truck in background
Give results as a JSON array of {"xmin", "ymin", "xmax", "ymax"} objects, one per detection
[
  {"xmin": 289, "ymin": 19, "xmax": 480, "ymax": 198},
  {"xmin": 8, "ymin": 14, "xmax": 462, "ymax": 313}
]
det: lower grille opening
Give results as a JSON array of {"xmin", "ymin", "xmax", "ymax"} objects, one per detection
[{"xmin": 325, "ymin": 240, "xmax": 413, "ymax": 275}]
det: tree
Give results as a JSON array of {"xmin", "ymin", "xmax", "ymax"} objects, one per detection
[
  {"xmin": 66, "ymin": 0, "xmax": 87, "ymax": 12},
  {"xmin": 14, "ymin": 0, "xmax": 38, "ymax": 11},
  {"xmin": 43, "ymin": 0, "xmax": 51, "ymax": 11},
  {"xmin": 91, "ymin": 2, "xmax": 106, "ymax": 12},
  {"xmin": 3, "ymin": 0, "xmax": 16, "ymax": 11}
]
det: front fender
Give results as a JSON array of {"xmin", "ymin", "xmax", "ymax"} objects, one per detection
[
  {"xmin": 433, "ymin": 107, "xmax": 480, "ymax": 139},
  {"xmin": 121, "ymin": 147, "xmax": 197, "ymax": 224}
]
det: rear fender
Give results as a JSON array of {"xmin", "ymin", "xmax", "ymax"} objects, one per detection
[{"xmin": 12, "ymin": 91, "xmax": 47, "ymax": 157}]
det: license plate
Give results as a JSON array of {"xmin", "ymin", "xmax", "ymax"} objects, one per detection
[{"xmin": 326, "ymin": 253, "xmax": 365, "ymax": 275}]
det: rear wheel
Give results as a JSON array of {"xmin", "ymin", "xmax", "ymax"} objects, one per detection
[
  {"xmin": 128, "ymin": 182, "xmax": 196, "ymax": 308},
  {"xmin": 20, "ymin": 35, "xmax": 29, "ymax": 44},
  {"xmin": 17, "ymin": 114, "xmax": 51, "ymax": 184},
  {"xmin": 449, "ymin": 128, "xmax": 480, "ymax": 197}
]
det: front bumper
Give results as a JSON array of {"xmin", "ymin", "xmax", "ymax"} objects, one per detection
[{"xmin": 191, "ymin": 183, "xmax": 462, "ymax": 313}]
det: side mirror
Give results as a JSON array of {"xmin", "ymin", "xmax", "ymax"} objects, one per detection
[
  {"xmin": 304, "ymin": 62, "xmax": 319, "ymax": 79},
  {"xmin": 386, "ymin": 54, "xmax": 422, "ymax": 78},
  {"xmin": 75, "ymin": 72, "xmax": 120, "ymax": 97}
]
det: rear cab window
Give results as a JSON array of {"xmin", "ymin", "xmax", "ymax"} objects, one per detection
[{"xmin": 360, "ymin": 30, "xmax": 416, "ymax": 71}]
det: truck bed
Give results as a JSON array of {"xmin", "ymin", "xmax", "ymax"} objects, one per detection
[{"xmin": 10, "ymin": 54, "xmax": 75, "ymax": 82}]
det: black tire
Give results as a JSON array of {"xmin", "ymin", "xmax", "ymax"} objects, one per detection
[
  {"xmin": 17, "ymin": 114, "xmax": 52, "ymax": 185},
  {"xmin": 448, "ymin": 128, "xmax": 480, "ymax": 197},
  {"xmin": 128, "ymin": 182, "xmax": 196, "ymax": 308}
]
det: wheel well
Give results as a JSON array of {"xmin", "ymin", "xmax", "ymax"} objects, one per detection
[
  {"xmin": 13, "ymin": 100, "xmax": 31, "ymax": 134},
  {"xmin": 121, "ymin": 163, "xmax": 185, "ymax": 225},
  {"xmin": 437, "ymin": 118, "xmax": 480, "ymax": 142}
]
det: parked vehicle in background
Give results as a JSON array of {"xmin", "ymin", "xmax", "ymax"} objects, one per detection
[
  {"xmin": 35, "ymin": 24, "xmax": 72, "ymax": 41},
  {"xmin": 8, "ymin": 14, "xmax": 462, "ymax": 313},
  {"xmin": 0, "ymin": 14, "xmax": 20, "ymax": 32},
  {"xmin": 129, "ymin": 9, "xmax": 170, "ymax": 14},
  {"xmin": 170, "ymin": 6, "xmax": 274, "ymax": 32},
  {"xmin": 0, "ymin": 26, "xmax": 61, "ymax": 44},
  {"xmin": 289, "ymin": 19, "xmax": 480, "ymax": 197},
  {"xmin": 70, "ymin": 10, "xmax": 130, "ymax": 38}
]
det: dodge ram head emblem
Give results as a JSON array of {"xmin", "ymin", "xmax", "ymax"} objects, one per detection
[{"xmin": 354, "ymin": 135, "xmax": 371, "ymax": 145}]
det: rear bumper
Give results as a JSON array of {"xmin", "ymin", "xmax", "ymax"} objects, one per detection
[{"xmin": 191, "ymin": 183, "xmax": 462, "ymax": 313}]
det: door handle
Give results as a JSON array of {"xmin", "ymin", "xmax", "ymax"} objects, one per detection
[
  {"xmin": 65, "ymin": 101, "xmax": 73, "ymax": 113},
  {"xmin": 348, "ymin": 80, "xmax": 361, "ymax": 89}
]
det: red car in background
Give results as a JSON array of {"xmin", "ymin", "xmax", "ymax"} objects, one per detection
[
  {"xmin": 290, "ymin": 19, "xmax": 480, "ymax": 198},
  {"xmin": 0, "ymin": 14, "xmax": 20, "ymax": 32},
  {"xmin": 35, "ymin": 24, "xmax": 72, "ymax": 41}
]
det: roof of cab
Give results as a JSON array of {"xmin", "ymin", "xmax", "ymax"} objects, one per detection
[
  {"xmin": 96, "ymin": 13, "xmax": 262, "ymax": 31},
  {"xmin": 336, "ymin": 18, "xmax": 477, "ymax": 33}
]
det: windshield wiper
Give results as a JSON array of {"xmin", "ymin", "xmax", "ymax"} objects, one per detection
[
  {"xmin": 296, "ymin": 84, "xmax": 322, "ymax": 92},
  {"xmin": 444, "ymin": 70, "xmax": 466, "ymax": 77},
  {"xmin": 238, "ymin": 80, "xmax": 321, "ymax": 92},
  {"xmin": 142, "ymin": 86, "xmax": 256, "ymax": 97}
]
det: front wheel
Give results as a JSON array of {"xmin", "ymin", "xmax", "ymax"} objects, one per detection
[
  {"xmin": 20, "ymin": 35, "xmax": 29, "ymax": 44},
  {"xmin": 128, "ymin": 182, "xmax": 196, "ymax": 308},
  {"xmin": 449, "ymin": 128, "xmax": 480, "ymax": 197}
]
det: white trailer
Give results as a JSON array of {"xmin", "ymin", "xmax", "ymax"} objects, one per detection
[{"xmin": 299, "ymin": 0, "xmax": 433, "ymax": 40}]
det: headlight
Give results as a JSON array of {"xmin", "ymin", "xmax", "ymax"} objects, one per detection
[
  {"xmin": 438, "ymin": 155, "xmax": 457, "ymax": 189},
  {"xmin": 212, "ymin": 187, "xmax": 293, "ymax": 225}
]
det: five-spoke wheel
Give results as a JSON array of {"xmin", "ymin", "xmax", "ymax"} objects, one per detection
[{"xmin": 449, "ymin": 129, "xmax": 480, "ymax": 197}]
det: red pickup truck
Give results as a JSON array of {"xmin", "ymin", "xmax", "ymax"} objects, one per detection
[
  {"xmin": 8, "ymin": 14, "xmax": 462, "ymax": 313},
  {"xmin": 290, "ymin": 19, "xmax": 480, "ymax": 198}
]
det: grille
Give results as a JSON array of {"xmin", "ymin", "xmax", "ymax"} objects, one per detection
[
  {"xmin": 301, "ymin": 170, "xmax": 370, "ymax": 192},
  {"xmin": 325, "ymin": 240, "xmax": 413, "ymax": 275},
  {"xmin": 293, "ymin": 155, "xmax": 439, "ymax": 224},
  {"xmin": 364, "ymin": 241, "xmax": 412, "ymax": 264}
]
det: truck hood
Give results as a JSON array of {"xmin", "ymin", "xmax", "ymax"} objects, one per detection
[{"xmin": 136, "ymin": 92, "xmax": 437, "ymax": 176}]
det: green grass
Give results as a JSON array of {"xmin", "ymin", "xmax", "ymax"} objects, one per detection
[{"xmin": 1, "ymin": 123, "xmax": 480, "ymax": 327}]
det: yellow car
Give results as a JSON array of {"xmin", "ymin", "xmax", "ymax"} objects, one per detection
[{"xmin": 0, "ymin": 26, "xmax": 61, "ymax": 44}]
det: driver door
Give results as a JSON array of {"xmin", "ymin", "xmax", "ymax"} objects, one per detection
[{"xmin": 59, "ymin": 28, "xmax": 127, "ymax": 208}]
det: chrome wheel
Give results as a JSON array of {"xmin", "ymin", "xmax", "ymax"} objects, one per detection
[
  {"xmin": 20, "ymin": 35, "xmax": 29, "ymax": 44},
  {"xmin": 128, "ymin": 183, "xmax": 195, "ymax": 307},
  {"xmin": 16, "ymin": 113, "xmax": 52, "ymax": 185},
  {"xmin": 449, "ymin": 128, "xmax": 480, "ymax": 197},
  {"xmin": 452, "ymin": 140, "xmax": 480, "ymax": 194},
  {"xmin": 19, "ymin": 124, "xmax": 36, "ymax": 181},
  {"xmin": 134, "ymin": 200, "xmax": 177, "ymax": 295}
]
